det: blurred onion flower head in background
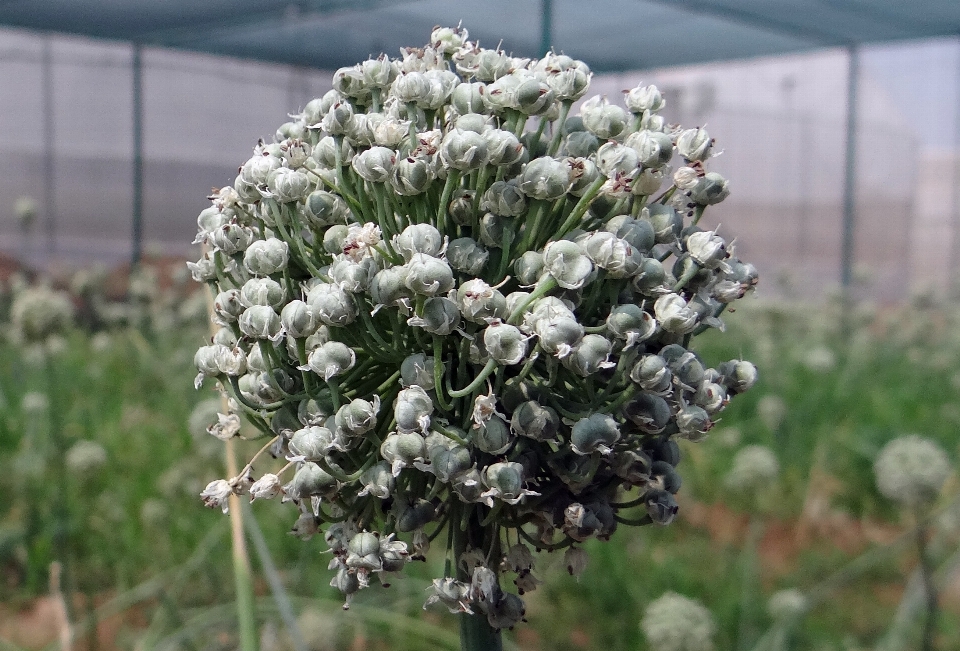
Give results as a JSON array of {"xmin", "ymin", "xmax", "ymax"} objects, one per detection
[
  {"xmin": 767, "ymin": 588, "xmax": 808, "ymax": 623},
  {"xmin": 725, "ymin": 444, "xmax": 779, "ymax": 495},
  {"xmin": 65, "ymin": 440, "xmax": 108, "ymax": 477},
  {"xmin": 641, "ymin": 591, "xmax": 716, "ymax": 651},
  {"xmin": 189, "ymin": 24, "xmax": 759, "ymax": 629},
  {"xmin": 11, "ymin": 285, "xmax": 74, "ymax": 344},
  {"xmin": 874, "ymin": 435, "xmax": 951, "ymax": 507}
]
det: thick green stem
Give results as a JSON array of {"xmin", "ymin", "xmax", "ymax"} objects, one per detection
[
  {"xmin": 47, "ymin": 354, "xmax": 74, "ymax": 626},
  {"xmin": 916, "ymin": 516, "xmax": 938, "ymax": 651},
  {"xmin": 460, "ymin": 611, "xmax": 502, "ymax": 651},
  {"xmin": 454, "ymin": 510, "xmax": 503, "ymax": 651}
]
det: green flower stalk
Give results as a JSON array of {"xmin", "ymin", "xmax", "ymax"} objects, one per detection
[{"xmin": 190, "ymin": 24, "xmax": 759, "ymax": 647}]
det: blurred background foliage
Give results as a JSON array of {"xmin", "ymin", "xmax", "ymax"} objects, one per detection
[{"xmin": 1, "ymin": 263, "xmax": 958, "ymax": 651}]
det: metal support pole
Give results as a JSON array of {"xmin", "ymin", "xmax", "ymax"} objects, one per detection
[
  {"xmin": 540, "ymin": 0, "xmax": 553, "ymax": 56},
  {"xmin": 949, "ymin": 35, "xmax": 960, "ymax": 293},
  {"xmin": 42, "ymin": 36, "xmax": 56, "ymax": 259},
  {"xmin": 132, "ymin": 43, "xmax": 144, "ymax": 266},
  {"xmin": 839, "ymin": 44, "xmax": 859, "ymax": 291}
]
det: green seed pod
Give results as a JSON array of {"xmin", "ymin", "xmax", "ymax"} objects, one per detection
[
  {"xmin": 690, "ymin": 172, "xmax": 730, "ymax": 205},
  {"xmin": 630, "ymin": 354, "xmax": 672, "ymax": 393},
  {"xmin": 329, "ymin": 257, "xmax": 377, "ymax": 293},
  {"xmin": 240, "ymin": 152, "xmax": 282, "ymax": 186},
  {"xmin": 304, "ymin": 190, "xmax": 351, "ymax": 227},
  {"xmin": 519, "ymin": 156, "xmax": 573, "ymax": 200},
  {"xmin": 481, "ymin": 461, "xmax": 531, "ymax": 505},
  {"xmin": 213, "ymin": 289, "xmax": 244, "ymax": 323},
  {"xmin": 187, "ymin": 253, "xmax": 217, "ymax": 282},
  {"xmin": 298, "ymin": 397, "xmax": 331, "ymax": 427},
  {"xmin": 322, "ymin": 224, "xmax": 350, "ymax": 254},
  {"xmin": 346, "ymin": 531, "xmax": 382, "ymax": 571},
  {"xmin": 677, "ymin": 126, "xmax": 713, "ymax": 161},
  {"xmin": 717, "ymin": 359, "xmax": 758, "ymax": 394},
  {"xmin": 570, "ymin": 413, "xmax": 620, "ymax": 455},
  {"xmin": 373, "ymin": 116, "xmax": 410, "ymax": 148},
  {"xmin": 515, "ymin": 77, "xmax": 555, "ymax": 115},
  {"xmin": 514, "ymin": 251, "xmax": 545, "ymax": 287},
  {"xmin": 212, "ymin": 326, "xmax": 238, "ymax": 348},
  {"xmin": 214, "ymin": 345, "xmax": 247, "ymax": 376},
  {"xmin": 695, "ymin": 381, "xmax": 726, "ymax": 414},
  {"xmin": 240, "ymin": 277, "xmax": 286, "ymax": 309},
  {"xmin": 306, "ymin": 341, "xmax": 356, "ymax": 380},
  {"xmin": 613, "ymin": 449, "xmax": 652, "ymax": 485},
  {"xmin": 481, "ymin": 180, "xmax": 527, "ymax": 217},
  {"xmin": 631, "ymin": 257, "xmax": 667, "ymax": 295},
  {"xmin": 543, "ymin": 240, "xmax": 593, "ymax": 290},
  {"xmin": 238, "ymin": 305, "xmax": 282, "ymax": 340},
  {"xmin": 397, "ymin": 499, "xmax": 437, "ymax": 532},
  {"xmin": 393, "ymin": 70, "xmax": 430, "ymax": 102},
  {"xmin": 451, "ymin": 81, "xmax": 487, "ymax": 114},
  {"xmin": 312, "ymin": 135, "xmax": 354, "ymax": 168},
  {"xmin": 352, "ymin": 146, "xmax": 396, "ymax": 183},
  {"xmin": 336, "ymin": 396, "xmax": 380, "ymax": 437},
  {"xmin": 396, "ymin": 223, "xmax": 444, "ymax": 260},
  {"xmin": 290, "ymin": 426, "xmax": 339, "ymax": 460},
  {"xmin": 422, "ymin": 69, "xmax": 459, "ymax": 110},
  {"xmin": 580, "ymin": 95, "xmax": 628, "ymax": 140},
  {"xmin": 408, "ymin": 296, "xmax": 461, "ymax": 335},
  {"xmin": 622, "ymin": 392, "xmax": 671, "ymax": 434},
  {"xmin": 404, "ymin": 254, "xmax": 455, "ymax": 296},
  {"xmin": 401, "ymin": 353, "xmax": 438, "ymax": 390},
  {"xmin": 474, "ymin": 415, "xmax": 513, "ymax": 454},
  {"xmin": 394, "ymin": 385, "xmax": 434, "ymax": 433},
  {"xmin": 596, "ymin": 142, "xmax": 640, "ymax": 178},
  {"xmin": 322, "ymin": 100, "xmax": 354, "ymax": 135},
  {"xmin": 654, "ymin": 294, "xmax": 698, "ymax": 334},
  {"xmin": 440, "ymin": 128, "xmax": 488, "ymax": 171},
  {"xmin": 534, "ymin": 315, "xmax": 584, "ymax": 358},
  {"xmin": 358, "ymin": 461, "xmax": 395, "ymax": 499},
  {"xmin": 332, "ymin": 64, "xmax": 369, "ymax": 101},
  {"xmin": 485, "ymin": 129, "xmax": 525, "ymax": 166},
  {"xmin": 565, "ymin": 131, "xmax": 599, "ymax": 158},
  {"xmin": 563, "ymin": 334, "xmax": 615, "ymax": 376},
  {"xmin": 626, "ymin": 130, "xmax": 674, "ymax": 168},
  {"xmin": 266, "ymin": 168, "xmax": 310, "ymax": 203},
  {"xmin": 361, "ymin": 55, "xmax": 397, "ymax": 89},
  {"xmin": 685, "ymin": 229, "xmax": 727, "ymax": 269},
  {"xmin": 392, "ymin": 155, "xmax": 436, "ymax": 195},
  {"xmin": 478, "ymin": 212, "xmax": 506, "ymax": 248},
  {"xmin": 432, "ymin": 445, "xmax": 472, "ymax": 483},
  {"xmin": 370, "ymin": 266, "xmax": 412, "ymax": 306},
  {"xmin": 644, "ymin": 489, "xmax": 679, "ymax": 525},
  {"xmin": 644, "ymin": 204, "xmax": 682, "ymax": 243},
  {"xmin": 452, "ymin": 467, "xmax": 484, "ymax": 503},
  {"xmin": 624, "ymin": 84, "xmax": 664, "ymax": 113},
  {"xmin": 306, "ymin": 282, "xmax": 357, "ymax": 326},
  {"xmin": 285, "ymin": 462, "xmax": 339, "ymax": 500},
  {"xmin": 510, "ymin": 401, "xmax": 560, "ymax": 442},
  {"xmin": 448, "ymin": 189, "xmax": 477, "ymax": 226},
  {"xmin": 545, "ymin": 58, "xmax": 591, "ymax": 101},
  {"xmin": 209, "ymin": 222, "xmax": 255, "ymax": 255},
  {"xmin": 244, "ymin": 238, "xmax": 289, "ymax": 276},
  {"xmin": 606, "ymin": 304, "xmax": 657, "ymax": 347},
  {"xmin": 381, "ymin": 431, "xmax": 427, "ymax": 474},
  {"xmin": 580, "ymin": 232, "xmax": 643, "ymax": 279},
  {"xmin": 447, "ymin": 237, "xmax": 489, "ymax": 275}
]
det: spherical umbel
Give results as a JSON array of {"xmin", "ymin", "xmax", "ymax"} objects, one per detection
[{"xmin": 190, "ymin": 24, "xmax": 757, "ymax": 628}]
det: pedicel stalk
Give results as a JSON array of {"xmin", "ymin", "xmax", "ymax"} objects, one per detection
[{"xmin": 191, "ymin": 24, "xmax": 759, "ymax": 650}]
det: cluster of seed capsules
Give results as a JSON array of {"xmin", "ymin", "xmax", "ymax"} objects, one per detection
[{"xmin": 193, "ymin": 25, "xmax": 758, "ymax": 629}]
